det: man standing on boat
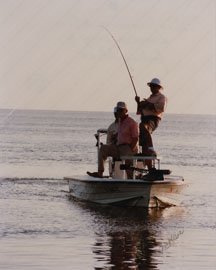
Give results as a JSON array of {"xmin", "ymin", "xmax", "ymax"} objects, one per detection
[
  {"xmin": 135, "ymin": 78, "xmax": 167, "ymax": 168},
  {"xmin": 87, "ymin": 101, "xmax": 139, "ymax": 178}
]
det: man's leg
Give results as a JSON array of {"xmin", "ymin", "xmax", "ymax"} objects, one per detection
[
  {"xmin": 139, "ymin": 121, "xmax": 157, "ymax": 169},
  {"xmin": 118, "ymin": 145, "xmax": 138, "ymax": 179},
  {"xmin": 97, "ymin": 144, "xmax": 119, "ymax": 176},
  {"xmin": 139, "ymin": 122, "xmax": 153, "ymax": 153}
]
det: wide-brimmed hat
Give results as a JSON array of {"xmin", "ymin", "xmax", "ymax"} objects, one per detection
[
  {"xmin": 147, "ymin": 78, "xmax": 163, "ymax": 89},
  {"xmin": 116, "ymin": 101, "xmax": 127, "ymax": 109}
]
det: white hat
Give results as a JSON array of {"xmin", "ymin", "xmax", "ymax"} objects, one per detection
[
  {"xmin": 116, "ymin": 101, "xmax": 127, "ymax": 109},
  {"xmin": 147, "ymin": 78, "xmax": 163, "ymax": 89}
]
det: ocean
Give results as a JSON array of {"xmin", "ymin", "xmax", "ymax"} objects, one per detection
[{"xmin": 0, "ymin": 109, "xmax": 216, "ymax": 269}]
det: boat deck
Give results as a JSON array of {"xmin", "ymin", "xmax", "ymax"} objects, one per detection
[{"xmin": 64, "ymin": 175, "xmax": 184, "ymax": 185}]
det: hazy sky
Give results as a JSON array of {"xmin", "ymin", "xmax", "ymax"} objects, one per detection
[{"xmin": 0, "ymin": 0, "xmax": 215, "ymax": 114}]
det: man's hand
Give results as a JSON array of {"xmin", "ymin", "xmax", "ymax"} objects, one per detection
[{"xmin": 135, "ymin": 96, "xmax": 140, "ymax": 103}]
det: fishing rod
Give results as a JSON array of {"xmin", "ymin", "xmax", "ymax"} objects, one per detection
[{"xmin": 103, "ymin": 27, "xmax": 138, "ymax": 97}]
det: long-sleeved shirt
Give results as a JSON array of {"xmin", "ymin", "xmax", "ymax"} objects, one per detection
[{"xmin": 141, "ymin": 92, "xmax": 167, "ymax": 119}]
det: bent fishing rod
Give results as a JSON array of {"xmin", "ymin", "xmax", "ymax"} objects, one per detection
[{"xmin": 103, "ymin": 27, "xmax": 138, "ymax": 97}]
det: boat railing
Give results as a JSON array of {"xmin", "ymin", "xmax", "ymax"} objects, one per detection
[{"xmin": 96, "ymin": 128, "xmax": 107, "ymax": 151}]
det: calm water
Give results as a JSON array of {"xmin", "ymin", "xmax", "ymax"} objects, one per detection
[{"xmin": 0, "ymin": 109, "xmax": 216, "ymax": 270}]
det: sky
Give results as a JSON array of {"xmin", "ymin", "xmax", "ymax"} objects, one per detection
[{"xmin": 0, "ymin": 0, "xmax": 215, "ymax": 115}]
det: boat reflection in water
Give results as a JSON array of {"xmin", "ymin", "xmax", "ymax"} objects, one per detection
[
  {"xmin": 94, "ymin": 229, "xmax": 159, "ymax": 269},
  {"xmin": 92, "ymin": 207, "xmax": 160, "ymax": 269},
  {"xmin": 69, "ymin": 199, "xmax": 185, "ymax": 270}
]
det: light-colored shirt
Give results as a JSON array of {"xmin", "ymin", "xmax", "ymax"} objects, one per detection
[
  {"xmin": 142, "ymin": 92, "xmax": 167, "ymax": 119},
  {"xmin": 106, "ymin": 121, "xmax": 118, "ymax": 144},
  {"xmin": 117, "ymin": 116, "xmax": 139, "ymax": 145}
]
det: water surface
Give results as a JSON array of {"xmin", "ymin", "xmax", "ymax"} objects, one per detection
[{"xmin": 0, "ymin": 109, "xmax": 215, "ymax": 269}]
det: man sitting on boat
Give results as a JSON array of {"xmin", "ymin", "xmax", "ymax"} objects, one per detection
[
  {"xmin": 135, "ymin": 78, "xmax": 167, "ymax": 169},
  {"xmin": 87, "ymin": 101, "xmax": 139, "ymax": 178}
]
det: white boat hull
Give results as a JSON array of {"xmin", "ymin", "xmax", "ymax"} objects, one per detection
[{"xmin": 65, "ymin": 175, "xmax": 186, "ymax": 208}]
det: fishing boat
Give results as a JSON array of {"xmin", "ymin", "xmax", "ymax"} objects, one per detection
[{"xmin": 65, "ymin": 129, "xmax": 186, "ymax": 208}]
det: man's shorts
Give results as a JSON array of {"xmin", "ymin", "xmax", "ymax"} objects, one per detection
[{"xmin": 139, "ymin": 115, "xmax": 160, "ymax": 145}]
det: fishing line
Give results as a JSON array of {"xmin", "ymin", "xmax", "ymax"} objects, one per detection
[{"xmin": 103, "ymin": 27, "xmax": 138, "ymax": 97}]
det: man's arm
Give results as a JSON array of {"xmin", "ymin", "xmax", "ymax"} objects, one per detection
[
  {"xmin": 130, "ymin": 137, "xmax": 138, "ymax": 151},
  {"xmin": 130, "ymin": 120, "xmax": 139, "ymax": 151},
  {"xmin": 135, "ymin": 96, "xmax": 151, "ymax": 115},
  {"xmin": 136, "ymin": 99, "xmax": 157, "ymax": 114},
  {"xmin": 135, "ymin": 96, "xmax": 141, "ymax": 115},
  {"xmin": 143, "ymin": 100, "xmax": 157, "ymax": 112}
]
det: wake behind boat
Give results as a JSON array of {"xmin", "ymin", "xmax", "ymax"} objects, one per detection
[{"xmin": 65, "ymin": 129, "xmax": 186, "ymax": 208}]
